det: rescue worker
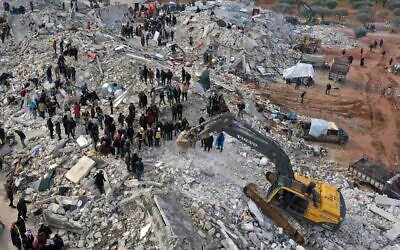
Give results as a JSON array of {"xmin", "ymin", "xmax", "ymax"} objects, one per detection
[
  {"xmin": 155, "ymin": 127, "xmax": 161, "ymax": 147},
  {"xmin": 137, "ymin": 127, "xmax": 147, "ymax": 150}
]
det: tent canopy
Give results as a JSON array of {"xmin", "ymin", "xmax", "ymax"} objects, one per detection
[
  {"xmin": 309, "ymin": 118, "xmax": 339, "ymax": 137},
  {"xmin": 283, "ymin": 63, "xmax": 314, "ymax": 79}
]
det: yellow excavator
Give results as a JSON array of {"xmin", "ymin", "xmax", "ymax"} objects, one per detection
[{"xmin": 177, "ymin": 113, "xmax": 346, "ymax": 244}]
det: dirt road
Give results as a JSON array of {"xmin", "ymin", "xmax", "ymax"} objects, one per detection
[{"xmin": 256, "ymin": 30, "xmax": 400, "ymax": 170}]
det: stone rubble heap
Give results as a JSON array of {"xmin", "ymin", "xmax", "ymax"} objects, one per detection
[{"xmin": 0, "ymin": 1, "xmax": 399, "ymax": 250}]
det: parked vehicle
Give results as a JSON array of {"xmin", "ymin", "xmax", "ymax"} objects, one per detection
[{"xmin": 299, "ymin": 119, "xmax": 348, "ymax": 144}]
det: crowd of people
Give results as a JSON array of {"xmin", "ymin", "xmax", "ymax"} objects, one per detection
[{"xmin": 5, "ymin": 177, "xmax": 64, "ymax": 249}]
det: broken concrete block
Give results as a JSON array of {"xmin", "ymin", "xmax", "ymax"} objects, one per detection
[
  {"xmin": 248, "ymin": 200, "xmax": 265, "ymax": 226},
  {"xmin": 76, "ymin": 135, "xmax": 89, "ymax": 147},
  {"xmin": 384, "ymin": 222, "xmax": 400, "ymax": 241},
  {"xmin": 43, "ymin": 211, "xmax": 83, "ymax": 233},
  {"xmin": 65, "ymin": 156, "xmax": 96, "ymax": 184},
  {"xmin": 140, "ymin": 223, "xmax": 151, "ymax": 239},
  {"xmin": 369, "ymin": 204, "xmax": 399, "ymax": 223},
  {"xmin": 375, "ymin": 195, "xmax": 400, "ymax": 207}
]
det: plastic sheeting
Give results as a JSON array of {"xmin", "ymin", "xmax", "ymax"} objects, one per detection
[
  {"xmin": 283, "ymin": 63, "xmax": 314, "ymax": 79},
  {"xmin": 309, "ymin": 118, "xmax": 328, "ymax": 137}
]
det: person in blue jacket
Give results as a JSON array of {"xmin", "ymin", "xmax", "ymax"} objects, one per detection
[{"xmin": 215, "ymin": 132, "xmax": 225, "ymax": 152}]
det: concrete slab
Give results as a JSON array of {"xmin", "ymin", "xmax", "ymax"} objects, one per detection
[
  {"xmin": 384, "ymin": 222, "xmax": 400, "ymax": 241},
  {"xmin": 43, "ymin": 210, "xmax": 83, "ymax": 233},
  {"xmin": 96, "ymin": 5, "xmax": 128, "ymax": 31},
  {"xmin": 248, "ymin": 200, "xmax": 265, "ymax": 226},
  {"xmin": 65, "ymin": 156, "xmax": 95, "ymax": 183},
  {"xmin": 152, "ymin": 194, "xmax": 205, "ymax": 249},
  {"xmin": 375, "ymin": 195, "xmax": 400, "ymax": 207},
  {"xmin": 369, "ymin": 204, "xmax": 399, "ymax": 223}
]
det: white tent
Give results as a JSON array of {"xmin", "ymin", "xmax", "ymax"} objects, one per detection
[{"xmin": 283, "ymin": 63, "xmax": 314, "ymax": 79}]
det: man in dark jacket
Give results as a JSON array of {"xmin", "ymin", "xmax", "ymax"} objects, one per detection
[
  {"xmin": 17, "ymin": 198, "xmax": 28, "ymax": 219},
  {"xmin": 135, "ymin": 158, "xmax": 144, "ymax": 181},
  {"xmin": 94, "ymin": 170, "xmax": 106, "ymax": 194},
  {"xmin": 55, "ymin": 121, "xmax": 62, "ymax": 140},
  {"xmin": 47, "ymin": 118, "xmax": 54, "ymax": 139},
  {"xmin": 6, "ymin": 178, "xmax": 16, "ymax": 207},
  {"xmin": 204, "ymin": 135, "xmax": 213, "ymax": 152}
]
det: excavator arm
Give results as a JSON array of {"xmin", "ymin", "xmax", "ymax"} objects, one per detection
[{"xmin": 176, "ymin": 113, "xmax": 294, "ymax": 180}]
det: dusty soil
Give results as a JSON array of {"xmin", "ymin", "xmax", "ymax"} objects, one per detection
[{"xmin": 251, "ymin": 30, "xmax": 400, "ymax": 171}]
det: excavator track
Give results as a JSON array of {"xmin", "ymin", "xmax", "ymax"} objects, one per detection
[{"xmin": 244, "ymin": 183, "xmax": 305, "ymax": 245}]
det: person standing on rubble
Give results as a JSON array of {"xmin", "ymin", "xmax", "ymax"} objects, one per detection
[
  {"xmin": 47, "ymin": 118, "xmax": 54, "ymax": 139},
  {"xmin": 181, "ymin": 83, "xmax": 189, "ymax": 101},
  {"xmin": 15, "ymin": 129, "xmax": 26, "ymax": 148},
  {"xmin": 166, "ymin": 70, "xmax": 173, "ymax": 85},
  {"xmin": 55, "ymin": 120, "xmax": 62, "ymax": 140},
  {"xmin": 73, "ymin": 102, "xmax": 80, "ymax": 124},
  {"xmin": 215, "ymin": 132, "xmax": 225, "ymax": 152},
  {"xmin": 360, "ymin": 57, "xmax": 365, "ymax": 66},
  {"xmin": 6, "ymin": 178, "xmax": 17, "ymax": 208},
  {"xmin": 46, "ymin": 66, "xmax": 53, "ymax": 83},
  {"xmin": 181, "ymin": 67, "xmax": 186, "ymax": 83},
  {"xmin": 137, "ymin": 127, "xmax": 147, "ymax": 150},
  {"xmin": 204, "ymin": 135, "xmax": 213, "ymax": 152},
  {"xmin": 94, "ymin": 170, "xmax": 106, "ymax": 194},
  {"xmin": 135, "ymin": 158, "xmax": 144, "ymax": 181},
  {"xmin": 161, "ymin": 70, "xmax": 166, "ymax": 85},
  {"xmin": 155, "ymin": 127, "xmax": 161, "ymax": 147},
  {"xmin": 53, "ymin": 40, "xmax": 57, "ymax": 57},
  {"xmin": 17, "ymin": 198, "xmax": 29, "ymax": 219},
  {"xmin": 30, "ymin": 1, "xmax": 34, "ymax": 12},
  {"xmin": 143, "ymin": 66, "xmax": 148, "ymax": 85},
  {"xmin": 141, "ymin": 33, "xmax": 145, "ymax": 46}
]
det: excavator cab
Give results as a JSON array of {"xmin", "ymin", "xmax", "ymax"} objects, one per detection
[{"xmin": 266, "ymin": 173, "xmax": 345, "ymax": 231}]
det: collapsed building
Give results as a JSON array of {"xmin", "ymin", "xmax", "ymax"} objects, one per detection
[{"xmin": 0, "ymin": 0, "xmax": 400, "ymax": 249}]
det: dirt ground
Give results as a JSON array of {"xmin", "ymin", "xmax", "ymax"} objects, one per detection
[{"xmin": 251, "ymin": 30, "xmax": 400, "ymax": 171}]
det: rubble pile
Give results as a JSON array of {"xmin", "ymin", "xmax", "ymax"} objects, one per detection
[
  {"xmin": 0, "ymin": 1, "xmax": 400, "ymax": 250},
  {"xmin": 298, "ymin": 25, "xmax": 358, "ymax": 49},
  {"xmin": 173, "ymin": 5, "xmax": 301, "ymax": 80}
]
